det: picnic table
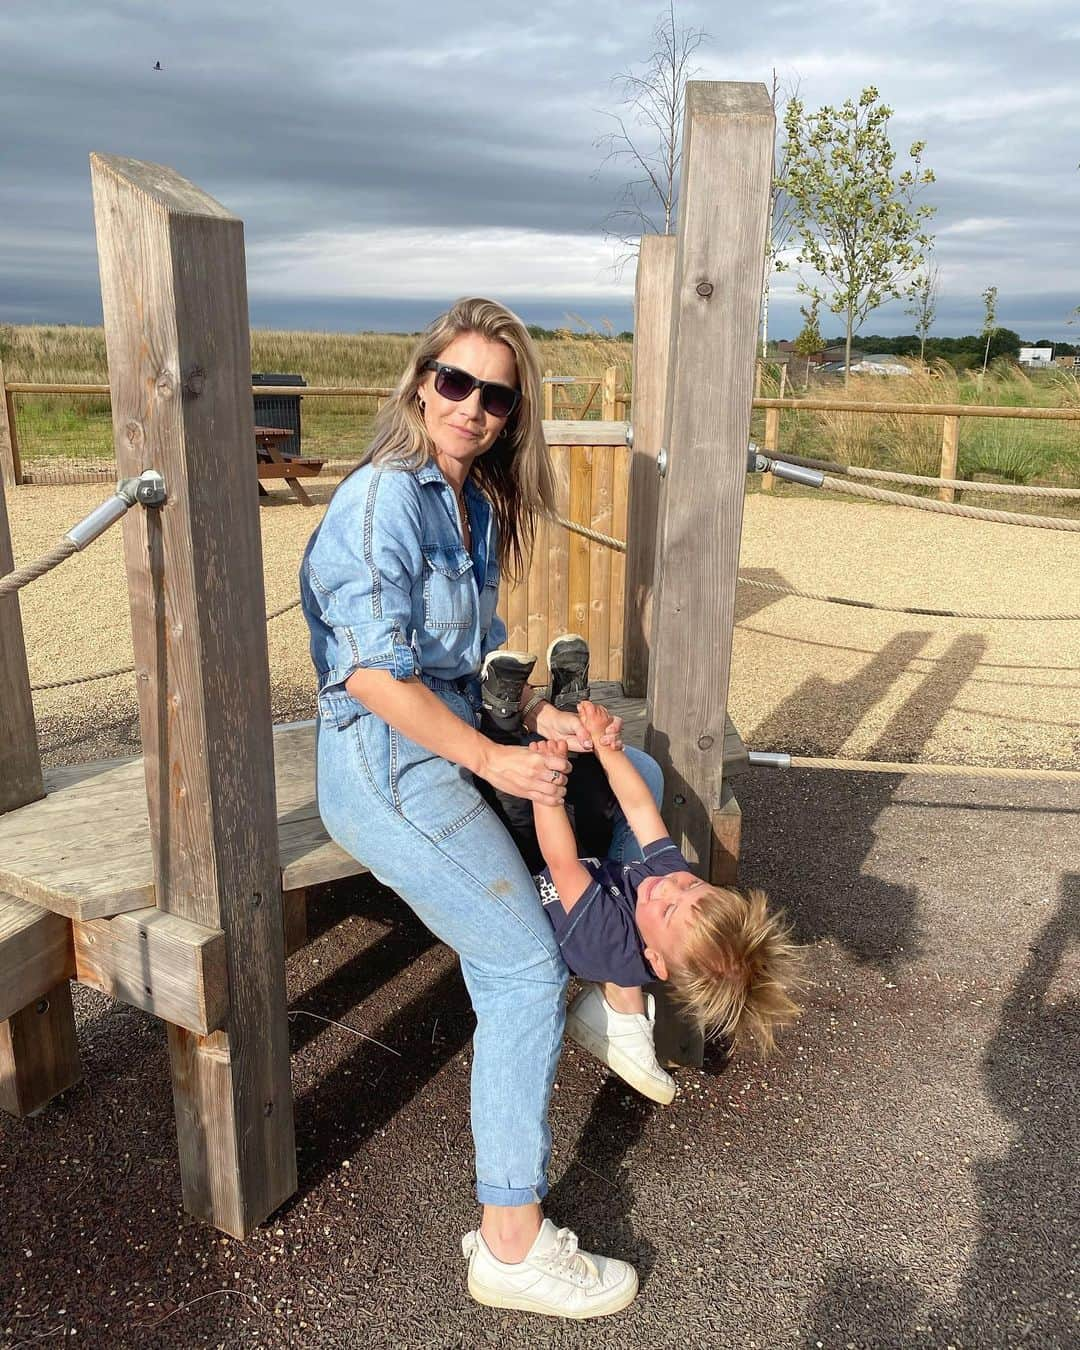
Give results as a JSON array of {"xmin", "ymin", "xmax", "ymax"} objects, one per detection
[{"xmin": 255, "ymin": 425, "xmax": 324, "ymax": 506}]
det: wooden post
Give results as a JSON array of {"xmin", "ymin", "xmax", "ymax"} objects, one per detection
[
  {"xmin": 0, "ymin": 474, "xmax": 43, "ymax": 815},
  {"xmin": 778, "ymin": 363, "xmax": 788, "ymax": 400},
  {"xmin": 761, "ymin": 405, "xmax": 780, "ymax": 494},
  {"xmin": 644, "ymin": 82, "xmax": 775, "ymax": 872},
  {"xmin": 939, "ymin": 414, "xmax": 960, "ymax": 503},
  {"xmin": 542, "ymin": 370, "xmax": 554, "ymax": 421},
  {"xmin": 0, "ymin": 472, "xmax": 79, "ymax": 1115},
  {"xmin": 0, "ymin": 360, "xmax": 22, "ymax": 490},
  {"xmin": 601, "ymin": 365, "xmax": 617, "ymax": 421},
  {"xmin": 622, "ymin": 232, "xmax": 676, "ymax": 697},
  {"xmin": 91, "ymin": 153, "xmax": 295, "ymax": 1237}
]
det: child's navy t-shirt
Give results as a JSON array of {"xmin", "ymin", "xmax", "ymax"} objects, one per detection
[{"xmin": 535, "ymin": 837, "xmax": 692, "ymax": 986}]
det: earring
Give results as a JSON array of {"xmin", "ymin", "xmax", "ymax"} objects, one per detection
[
  {"xmin": 418, "ymin": 397, "xmax": 426, "ymax": 413},
  {"xmin": 498, "ymin": 426, "xmax": 509, "ymax": 440}
]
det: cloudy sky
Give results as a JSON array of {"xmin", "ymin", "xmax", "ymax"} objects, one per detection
[{"xmin": 2, "ymin": 0, "xmax": 1078, "ymax": 340}]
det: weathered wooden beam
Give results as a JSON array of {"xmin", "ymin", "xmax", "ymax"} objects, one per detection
[
  {"xmin": 645, "ymin": 83, "xmax": 774, "ymax": 869},
  {"xmin": 91, "ymin": 152, "xmax": 295, "ymax": 1237},
  {"xmin": 73, "ymin": 907, "xmax": 229, "ymax": 1035},
  {"xmin": 0, "ymin": 360, "xmax": 22, "ymax": 490},
  {"xmin": 623, "ymin": 233, "xmax": 676, "ymax": 696},
  {"xmin": 542, "ymin": 420, "xmax": 628, "ymax": 446},
  {"xmin": 0, "ymin": 894, "xmax": 75, "ymax": 1023},
  {"xmin": 0, "ymin": 469, "xmax": 43, "ymax": 815},
  {"xmin": 710, "ymin": 783, "xmax": 742, "ymax": 887},
  {"xmin": 0, "ymin": 981, "xmax": 81, "ymax": 1117}
]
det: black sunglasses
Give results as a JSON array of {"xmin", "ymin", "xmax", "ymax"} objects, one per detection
[{"xmin": 422, "ymin": 360, "xmax": 522, "ymax": 420}]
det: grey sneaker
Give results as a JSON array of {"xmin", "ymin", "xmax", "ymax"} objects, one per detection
[
  {"xmin": 461, "ymin": 1219, "xmax": 638, "ymax": 1319},
  {"xmin": 480, "ymin": 650, "xmax": 537, "ymax": 735},
  {"xmin": 547, "ymin": 634, "xmax": 590, "ymax": 712}
]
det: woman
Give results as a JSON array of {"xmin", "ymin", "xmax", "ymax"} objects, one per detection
[{"xmin": 300, "ymin": 298, "xmax": 650, "ymax": 1319}]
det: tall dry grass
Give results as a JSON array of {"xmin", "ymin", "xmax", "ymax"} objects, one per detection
[{"xmin": 1, "ymin": 323, "xmax": 633, "ymax": 469}]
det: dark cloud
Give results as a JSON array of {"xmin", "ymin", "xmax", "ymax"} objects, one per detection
[{"xmin": 2, "ymin": 1, "xmax": 1078, "ymax": 337}]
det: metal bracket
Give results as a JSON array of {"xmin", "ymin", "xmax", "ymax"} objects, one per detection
[{"xmin": 65, "ymin": 469, "xmax": 168, "ymax": 550}]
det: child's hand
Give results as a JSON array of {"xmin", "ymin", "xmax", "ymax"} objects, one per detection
[
  {"xmin": 528, "ymin": 738, "xmax": 571, "ymax": 765},
  {"xmin": 577, "ymin": 700, "xmax": 623, "ymax": 749}
]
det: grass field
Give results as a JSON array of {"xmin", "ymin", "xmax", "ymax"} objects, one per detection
[
  {"xmin": 1, "ymin": 323, "xmax": 633, "ymax": 470},
  {"xmin": 3, "ymin": 323, "xmax": 1080, "ymax": 493}
]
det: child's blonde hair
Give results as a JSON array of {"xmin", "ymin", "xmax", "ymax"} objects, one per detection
[{"xmin": 668, "ymin": 887, "xmax": 803, "ymax": 1057}]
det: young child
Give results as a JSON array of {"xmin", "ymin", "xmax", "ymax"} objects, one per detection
[{"xmin": 479, "ymin": 643, "xmax": 802, "ymax": 1105}]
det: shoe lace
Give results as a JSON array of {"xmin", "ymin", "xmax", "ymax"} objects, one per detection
[{"xmin": 536, "ymin": 1227, "xmax": 599, "ymax": 1286}]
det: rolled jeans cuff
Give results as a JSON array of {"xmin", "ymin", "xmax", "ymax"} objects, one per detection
[{"xmin": 475, "ymin": 1178, "xmax": 549, "ymax": 1207}]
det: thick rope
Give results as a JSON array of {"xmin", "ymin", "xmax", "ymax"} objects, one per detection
[
  {"xmin": 0, "ymin": 539, "xmax": 79, "ymax": 598},
  {"xmin": 554, "ymin": 514, "xmax": 627, "ymax": 553},
  {"xmin": 786, "ymin": 756, "xmax": 1080, "ymax": 783},
  {"xmin": 820, "ymin": 474, "xmax": 1080, "ymax": 531},
  {"xmin": 848, "ymin": 464, "xmax": 1080, "ymax": 499},
  {"xmin": 772, "ymin": 452, "xmax": 1080, "ymax": 499},
  {"xmin": 736, "ymin": 575, "xmax": 1080, "ymax": 622}
]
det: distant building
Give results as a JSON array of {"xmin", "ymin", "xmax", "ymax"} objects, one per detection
[
  {"xmin": 848, "ymin": 354, "xmax": 911, "ymax": 376},
  {"xmin": 1054, "ymin": 354, "xmax": 1076, "ymax": 369},
  {"xmin": 1019, "ymin": 347, "xmax": 1053, "ymax": 367}
]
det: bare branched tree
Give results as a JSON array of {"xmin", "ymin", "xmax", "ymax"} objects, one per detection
[
  {"xmin": 762, "ymin": 69, "xmax": 800, "ymax": 357},
  {"xmin": 595, "ymin": 3, "xmax": 707, "ymax": 270}
]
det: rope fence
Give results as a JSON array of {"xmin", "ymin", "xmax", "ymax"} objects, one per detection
[
  {"xmin": 772, "ymin": 452, "xmax": 1080, "ymax": 499},
  {"xmin": 818, "ymin": 474, "xmax": 1080, "ymax": 531}
]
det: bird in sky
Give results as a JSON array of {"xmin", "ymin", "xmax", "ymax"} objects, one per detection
[{"xmin": 153, "ymin": 61, "xmax": 162, "ymax": 71}]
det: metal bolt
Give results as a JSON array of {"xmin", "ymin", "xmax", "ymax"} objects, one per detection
[
  {"xmin": 697, "ymin": 734, "xmax": 714, "ymax": 751},
  {"xmin": 35, "ymin": 998, "xmax": 50, "ymax": 1015},
  {"xmin": 625, "ymin": 423, "xmax": 634, "ymax": 450},
  {"xmin": 696, "ymin": 282, "xmax": 714, "ymax": 298},
  {"xmin": 264, "ymin": 1100, "xmax": 274, "ymax": 1117},
  {"xmin": 657, "ymin": 447, "xmax": 669, "ymax": 478},
  {"xmin": 253, "ymin": 892, "xmax": 263, "ymax": 909},
  {"xmin": 673, "ymin": 794, "xmax": 686, "ymax": 806}
]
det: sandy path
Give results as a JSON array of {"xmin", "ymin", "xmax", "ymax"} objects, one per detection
[{"xmin": 6, "ymin": 478, "xmax": 1077, "ymax": 769}]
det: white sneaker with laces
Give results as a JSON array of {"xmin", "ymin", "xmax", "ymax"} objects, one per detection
[
  {"xmin": 461, "ymin": 1219, "xmax": 638, "ymax": 1319},
  {"xmin": 565, "ymin": 984, "xmax": 677, "ymax": 1104}
]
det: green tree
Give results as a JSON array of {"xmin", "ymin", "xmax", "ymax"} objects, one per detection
[
  {"xmin": 779, "ymin": 86, "xmax": 936, "ymax": 383},
  {"xmin": 980, "ymin": 285, "xmax": 998, "ymax": 377},
  {"xmin": 905, "ymin": 252, "xmax": 940, "ymax": 365},
  {"xmin": 792, "ymin": 298, "xmax": 824, "ymax": 386}
]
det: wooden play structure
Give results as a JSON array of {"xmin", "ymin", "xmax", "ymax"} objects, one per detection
[{"xmin": 0, "ymin": 82, "xmax": 774, "ymax": 1236}]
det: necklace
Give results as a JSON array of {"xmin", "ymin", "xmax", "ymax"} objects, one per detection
[{"xmin": 456, "ymin": 490, "xmax": 472, "ymax": 550}]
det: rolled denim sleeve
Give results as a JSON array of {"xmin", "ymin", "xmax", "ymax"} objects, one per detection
[{"xmin": 304, "ymin": 468, "xmax": 423, "ymax": 694}]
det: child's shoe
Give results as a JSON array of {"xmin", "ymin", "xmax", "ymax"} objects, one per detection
[
  {"xmin": 565, "ymin": 985, "xmax": 676, "ymax": 1105},
  {"xmin": 480, "ymin": 650, "xmax": 536, "ymax": 734},
  {"xmin": 461, "ymin": 1219, "xmax": 638, "ymax": 1320},
  {"xmin": 547, "ymin": 633, "xmax": 590, "ymax": 712}
]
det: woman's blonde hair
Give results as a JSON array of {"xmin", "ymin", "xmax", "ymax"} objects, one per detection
[{"xmin": 357, "ymin": 297, "xmax": 556, "ymax": 581}]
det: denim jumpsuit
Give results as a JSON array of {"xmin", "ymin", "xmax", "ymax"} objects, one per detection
[{"xmin": 299, "ymin": 459, "xmax": 662, "ymax": 1206}]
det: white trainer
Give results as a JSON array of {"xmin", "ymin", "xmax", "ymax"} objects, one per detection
[
  {"xmin": 565, "ymin": 984, "xmax": 677, "ymax": 1105},
  {"xmin": 461, "ymin": 1219, "xmax": 638, "ymax": 1319}
]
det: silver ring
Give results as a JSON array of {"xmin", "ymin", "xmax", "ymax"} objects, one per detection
[{"xmin": 550, "ymin": 769, "xmax": 560, "ymax": 783}]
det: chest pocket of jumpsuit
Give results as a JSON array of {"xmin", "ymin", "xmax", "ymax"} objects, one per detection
[{"xmin": 421, "ymin": 543, "xmax": 475, "ymax": 630}]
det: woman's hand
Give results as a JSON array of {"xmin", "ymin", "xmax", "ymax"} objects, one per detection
[
  {"xmin": 475, "ymin": 738, "xmax": 572, "ymax": 805},
  {"xmin": 534, "ymin": 701, "xmax": 624, "ymax": 753}
]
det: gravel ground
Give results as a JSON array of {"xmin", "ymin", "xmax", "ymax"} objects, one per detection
[{"xmin": 2, "ymin": 480, "xmax": 1078, "ymax": 1347}]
